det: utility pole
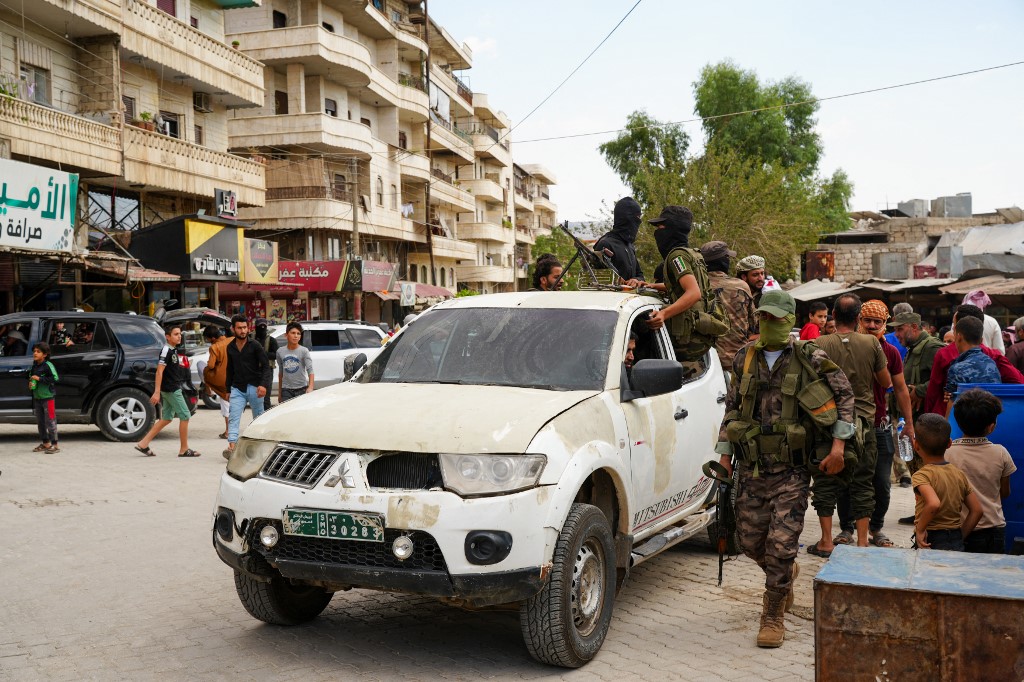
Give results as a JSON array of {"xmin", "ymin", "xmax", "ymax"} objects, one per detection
[
  {"xmin": 423, "ymin": 0, "xmax": 437, "ymax": 286},
  {"xmin": 349, "ymin": 162, "xmax": 362, "ymax": 320}
]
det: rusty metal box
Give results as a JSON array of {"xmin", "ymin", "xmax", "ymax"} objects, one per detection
[{"xmin": 814, "ymin": 545, "xmax": 1024, "ymax": 681}]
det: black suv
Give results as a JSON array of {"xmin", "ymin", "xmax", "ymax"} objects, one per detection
[{"xmin": 0, "ymin": 311, "xmax": 195, "ymax": 441}]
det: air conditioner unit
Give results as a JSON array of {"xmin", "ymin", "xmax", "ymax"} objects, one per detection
[{"xmin": 193, "ymin": 92, "xmax": 213, "ymax": 113}]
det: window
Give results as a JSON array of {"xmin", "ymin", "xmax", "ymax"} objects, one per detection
[
  {"xmin": 307, "ymin": 329, "xmax": 341, "ymax": 351},
  {"xmin": 274, "ymin": 90, "xmax": 288, "ymax": 115},
  {"xmin": 20, "ymin": 65, "xmax": 50, "ymax": 106},
  {"xmin": 391, "ymin": 10, "xmax": 403, "ymax": 23},
  {"xmin": 48, "ymin": 320, "xmax": 112, "ymax": 354},
  {"xmin": 409, "ymin": 265, "xmax": 417, "ymax": 282},
  {"xmin": 440, "ymin": 268, "xmax": 446, "ymax": 287},
  {"xmin": 194, "ymin": 124, "xmax": 203, "ymax": 146},
  {"xmin": 322, "ymin": 21, "xmax": 334, "ymax": 32},
  {"xmin": 390, "ymin": 184, "xmax": 397, "ymax": 210},
  {"xmin": 157, "ymin": 0, "xmax": 176, "ymax": 17},
  {"xmin": 360, "ymin": 117, "xmax": 371, "ymax": 129},
  {"xmin": 420, "ymin": 265, "xmax": 427, "ymax": 283},
  {"xmin": 398, "ymin": 131, "xmax": 407, "ymax": 149},
  {"xmin": 449, "ymin": 268, "xmax": 455, "ymax": 286},
  {"xmin": 333, "ymin": 173, "xmax": 349, "ymax": 201},
  {"xmin": 159, "ymin": 111, "xmax": 179, "ymax": 138},
  {"xmin": 190, "ymin": 16, "xmax": 198, "ymax": 28},
  {"xmin": 0, "ymin": 320, "xmax": 32, "ymax": 357},
  {"xmin": 348, "ymin": 329, "xmax": 383, "ymax": 348},
  {"xmin": 376, "ymin": 176, "xmax": 383, "ymax": 206},
  {"xmin": 324, "ymin": 98, "xmax": 337, "ymax": 117},
  {"xmin": 122, "ymin": 95, "xmax": 136, "ymax": 121},
  {"xmin": 272, "ymin": 10, "xmax": 287, "ymax": 28}
]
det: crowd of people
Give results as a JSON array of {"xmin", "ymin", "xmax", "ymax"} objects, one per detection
[{"xmin": 530, "ymin": 196, "xmax": 1020, "ymax": 649}]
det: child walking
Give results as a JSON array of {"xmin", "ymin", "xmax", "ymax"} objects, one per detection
[
  {"xmin": 947, "ymin": 388, "xmax": 1017, "ymax": 553},
  {"xmin": 30, "ymin": 342, "xmax": 60, "ymax": 453},
  {"xmin": 134, "ymin": 324, "xmax": 200, "ymax": 458},
  {"xmin": 911, "ymin": 413, "xmax": 983, "ymax": 551}
]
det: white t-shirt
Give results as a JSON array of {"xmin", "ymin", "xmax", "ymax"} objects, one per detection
[
  {"xmin": 763, "ymin": 349, "xmax": 784, "ymax": 371},
  {"xmin": 983, "ymin": 315, "xmax": 1005, "ymax": 354},
  {"xmin": 276, "ymin": 344, "xmax": 313, "ymax": 390}
]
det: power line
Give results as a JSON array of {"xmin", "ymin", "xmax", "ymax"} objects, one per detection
[{"xmin": 511, "ymin": 59, "xmax": 1024, "ymax": 145}]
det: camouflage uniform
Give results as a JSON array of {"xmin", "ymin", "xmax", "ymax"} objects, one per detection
[
  {"xmin": 902, "ymin": 330, "xmax": 943, "ymax": 418},
  {"xmin": 719, "ymin": 341, "xmax": 856, "ymax": 593},
  {"xmin": 709, "ymin": 271, "xmax": 757, "ymax": 372}
]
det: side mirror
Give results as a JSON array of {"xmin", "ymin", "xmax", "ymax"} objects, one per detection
[
  {"xmin": 344, "ymin": 352, "xmax": 368, "ymax": 381},
  {"xmin": 622, "ymin": 359, "xmax": 683, "ymax": 402}
]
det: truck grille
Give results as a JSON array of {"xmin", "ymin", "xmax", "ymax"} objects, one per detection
[
  {"xmin": 248, "ymin": 522, "xmax": 447, "ymax": 572},
  {"xmin": 260, "ymin": 447, "xmax": 337, "ymax": 488},
  {"xmin": 366, "ymin": 453, "xmax": 442, "ymax": 489}
]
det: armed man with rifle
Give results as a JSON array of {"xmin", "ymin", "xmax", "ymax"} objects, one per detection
[{"xmin": 714, "ymin": 290, "xmax": 857, "ymax": 649}]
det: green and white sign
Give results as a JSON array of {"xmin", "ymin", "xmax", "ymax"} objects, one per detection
[{"xmin": 0, "ymin": 157, "xmax": 78, "ymax": 254}]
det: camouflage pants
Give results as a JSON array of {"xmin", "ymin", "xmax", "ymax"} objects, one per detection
[
  {"xmin": 735, "ymin": 464, "xmax": 811, "ymax": 593},
  {"xmin": 845, "ymin": 424, "xmax": 877, "ymax": 520}
]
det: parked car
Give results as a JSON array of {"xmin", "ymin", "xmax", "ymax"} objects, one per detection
[
  {"xmin": 212, "ymin": 291, "xmax": 728, "ymax": 667},
  {"xmin": 0, "ymin": 311, "xmax": 197, "ymax": 441}
]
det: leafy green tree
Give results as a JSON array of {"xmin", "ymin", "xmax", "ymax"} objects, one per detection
[{"xmin": 598, "ymin": 111, "xmax": 689, "ymax": 209}]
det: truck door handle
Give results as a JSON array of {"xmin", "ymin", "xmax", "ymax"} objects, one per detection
[
  {"xmin": 716, "ymin": 393, "xmax": 727, "ymax": 404},
  {"xmin": 674, "ymin": 408, "xmax": 688, "ymax": 421}
]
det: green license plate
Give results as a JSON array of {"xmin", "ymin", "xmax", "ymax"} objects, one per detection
[{"xmin": 282, "ymin": 508, "xmax": 384, "ymax": 543}]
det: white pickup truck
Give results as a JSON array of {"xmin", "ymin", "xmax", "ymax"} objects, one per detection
[{"xmin": 212, "ymin": 291, "xmax": 728, "ymax": 667}]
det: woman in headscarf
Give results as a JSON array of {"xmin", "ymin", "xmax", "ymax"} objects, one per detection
[{"xmin": 962, "ymin": 290, "xmax": 1005, "ymax": 354}]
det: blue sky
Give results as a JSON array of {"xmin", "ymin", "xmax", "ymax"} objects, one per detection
[{"xmin": 429, "ymin": 1, "xmax": 1024, "ymax": 222}]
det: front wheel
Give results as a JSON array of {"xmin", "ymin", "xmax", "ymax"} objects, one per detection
[
  {"xmin": 95, "ymin": 387, "xmax": 155, "ymax": 442},
  {"xmin": 520, "ymin": 503, "xmax": 616, "ymax": 668},
  {"xmin": 234, "ymin": 571, "xmax": 333, "ymax": 625}
]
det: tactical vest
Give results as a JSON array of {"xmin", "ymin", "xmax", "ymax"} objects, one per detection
[
  {"xmin": 664, "ymin": 247, "xmax": 730, "ymax": 361},
  {"xmin": 724, "ymin": 341, "xmax": 840, "ymax": 471},
  {"xmin": 905, "ymin": 332, "xmax": 943, "ymax": 386}
]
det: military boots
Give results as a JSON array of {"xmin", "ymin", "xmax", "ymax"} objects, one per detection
[
  {"xmin": 785, "ymin": 561, "xmax": 799, "ymax": 612},
  {"xmin": 757, "ymin": 590, "xmax": 787, "ymax": 648}
]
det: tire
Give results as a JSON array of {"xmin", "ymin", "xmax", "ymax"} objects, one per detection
[
  {"xmin": 95, "ymin": 387, "xmax": 155, "ymax": 442},
  {"xmin": 200, "ymin": 383, "xmax": 221, "ymax": 410},
  {"xmin": 520, "ymin": 503, "xmax": 616, "ymax": 668},
  {"xmin": 234, "ymin": 571, "xmax": 333, "ymax": 625}
]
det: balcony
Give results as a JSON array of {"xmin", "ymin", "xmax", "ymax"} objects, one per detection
[
  {"xmin": 458, "ymin": 222, "xmax": 510, "ymax": 243},
  {"xmin": 370, "ymin": 70, "xmax": 429, "ymax": 123},
  {"xmin": 456, "ymin": 264, "xmax": 515, "ymax": 284},
  {"xmin": 533, "ymin": 191, "xmax": 556, "ymax": 214},
  {"xmin": 398, "ymin": 151, "xmax": 431, "ymax": 183},
  {"xmin": 468, "ymin": 125, "xmax": 511, "ymax": 166},
  {"xmin": 473, "ymin": 94, "xmax": 510, "ymax": 129},
  {"xmin": 429, "ymin": 64, "xmax": 472, "ymax": 113},
  {"xmin": 31, "ymin": 0, "xmax": 122, "ymax": 36},
  {"xmin": 513, "ymin": 187, "xmax": 534, "ymax": 212},
  {"xmin": 428, "ymin": 111, "xmax": 474, "ymax": 162},
  {"xmin": 515, "ymin": 226, "xmax": 535, "ymax": 245},
  {"xmin": 429, "ymin": 235, "xmax": 477, "ymax": 261},
  {"xmin": 123, "ymin": 126, "xmax": 264, "ymax": 206},
  {"xmin": 461, "ymin": 176, "xmax": 504, "ymax": 205},
  {"xmin": 427, "ymin": 170, "xmax": 474, "ymax": 212},
  {"xmin": 232, "ymin": 26, "xmax": 371, "ymax": 89},
  {"xmin": 0, "ymin": 98, "xmax": 121, "ymax": 176},
  {"xmin": 121, "ymin": 0, "xmax": 263, "ymax": 107},
  {"xmin": 229, "ymin": 113, "xmax": 374, "ymax": 157}
]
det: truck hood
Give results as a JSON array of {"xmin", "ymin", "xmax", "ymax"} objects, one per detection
[{"xmin": 245, "ymin": 383, "xmax": 599, "ymax": 453}]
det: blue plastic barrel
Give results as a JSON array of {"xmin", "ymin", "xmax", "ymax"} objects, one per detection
[{"xmin": 949, "ymin": 383, "xmax": 1024, "ymax": 554}]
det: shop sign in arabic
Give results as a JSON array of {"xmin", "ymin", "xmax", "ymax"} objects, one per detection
[
  {"xmin": 278, "ymin": 260, "xmax": 345, "ymax": 291},
  {"xmin": 0, "ymin": 158, "xmax": 79, "ymax": 254},
  {"xmin": 193, "ymin": 255, "xmax": 241, "ymax": 276}
]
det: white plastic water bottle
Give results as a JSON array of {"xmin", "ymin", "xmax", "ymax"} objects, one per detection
[{"xmin": 896, "ymin": 417, "xmax": 914, "ymax": 462}]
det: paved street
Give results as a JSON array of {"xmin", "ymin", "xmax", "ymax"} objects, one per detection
[{"xmin": 0, "ymin": 408, "xmax": 917, "ymax": 681}]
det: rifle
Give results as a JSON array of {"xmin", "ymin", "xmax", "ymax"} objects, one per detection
[
  {"xmin": 551, "ymin": 223, "xmax": 627, "ymax": 291},
  {"xmin": 702, "ymin": 459, "xmax": 737, "ymax": 586}
]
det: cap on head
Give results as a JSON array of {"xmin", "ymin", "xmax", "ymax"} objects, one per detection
[
  {"xmin": 648, "ymin": 205, "xmax": 693, "ymax": 228},
  {"xmin": 736, "ymin": 255, "xmax": 766, "ymax": 272},
  {"xmin": 255, "ymin": 318, "xmax": 268, "ymax": 327},
  {"xmin": 887, "ymin": 312, "xmax": 922, "ymax": 327},
  {"xmin": 757, "ymin": 290, "xmax": 795, "ymax": 318},
  {"xmin": 700, "ymin": 240, "xmax": 736, "ymax": 262}
]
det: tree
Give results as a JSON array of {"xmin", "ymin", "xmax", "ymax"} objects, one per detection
[{"xmin": 598, "ymin": 111, "xmax": 689, "ymax": 209}]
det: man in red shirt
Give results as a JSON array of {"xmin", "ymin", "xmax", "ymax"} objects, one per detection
[{"xmin": 923, "ymin": 304, "xmax": 1023, "ymax": 415}]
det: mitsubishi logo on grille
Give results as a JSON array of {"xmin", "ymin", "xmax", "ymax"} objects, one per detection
[{"xmin": 324, "ymin": 458, "xmax": 356, "ymax": 489}]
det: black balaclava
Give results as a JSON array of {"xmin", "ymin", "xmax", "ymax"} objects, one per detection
[
  {"xmin": 255, "ymin": 324, "xmax": 268, "ymax": 340},
  {"xmin": 612, "ymin": 197, "xmax": 642, "ymax": 244},
  {"xmin": 652, "ymin": 206, "xmax": 693, "ymax": 258}
]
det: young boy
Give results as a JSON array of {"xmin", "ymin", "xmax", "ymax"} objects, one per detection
[
  {"xmin": 911, "ymin": 413, "xmax": 982, "ymax": 551},
  {"xmin": 947, "ymin": 388, "xmax": 1017, "ymax": 553},
  {"xmin": 276, "ymin": 322, "xmax": 314, "ymax": 403},
  {"xmin": 799, "ymin": 302, "xmax": 828, "ymax": 340},
  {"xmin": 135, "ymin": 324, "xmax": 200, "ymax": 458},
  {"xmin": 29, "ymin": 342, "xmax": 60, "ymax": 453},
  {"xmin": 944, "ymin": 316, "xmax": 1000, "ymax": 416}
]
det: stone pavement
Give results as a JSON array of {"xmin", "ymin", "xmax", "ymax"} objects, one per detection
[{"xmin": 0, "ymin": 408, "xmax": 917, "ymax": 681}]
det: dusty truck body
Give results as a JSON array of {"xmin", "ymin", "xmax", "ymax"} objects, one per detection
[{"xmin": 212, "ymin": 291, "xmax": 728, "ymax": 667}]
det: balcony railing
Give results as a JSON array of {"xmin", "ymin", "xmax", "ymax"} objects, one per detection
[
  {"xmin": 452, "ymin": 72, "xmax": 473, "ymax": 105},
  {"xmin": 429, "ymin": 110, "xmax": 472, "ymax": 143},
  {"xmin": 398, "ymin": 73, "xmax": 427, "ymax": 93},
  {"xmin": 431, "ymin": 167, "xmax": 453, "ymax": 184},
  {"xmin": 514, "ymin": 186, "xmax": 533, "ymax": 200},
  {"xmin": 1, "ymin": 97, "xmax": 120, "ymax": 149},
  {"xmin": 484, "ymin": 172, "xmax": 502, "ymax": 185},
  {"xmin": 266, "ymin": 186, "xmax": 351, "ymax": 202}
]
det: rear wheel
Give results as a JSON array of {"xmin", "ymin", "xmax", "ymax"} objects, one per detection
[
  {"xmin": 200, "ymin": 383, "xmax": 221, "ymax": 410},
  {"xmin": 234, "ymin": 571, "xmax": 333, "ymax": 625},
  {"xmin": 520, "ymin": 503, "xmax": 616, "ymax": 668},
  {"xmin": 96, "ymin": 387, "xmax": 155, "ymax": 442}
]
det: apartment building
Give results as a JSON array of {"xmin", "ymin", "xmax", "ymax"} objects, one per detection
[
  {"xmin": 0, "ymin": 0, "xmax": 266, "ymax": 313},
  {"xmin": 225, "ymin": 0, "xmax": 556, "ymax": 320}
]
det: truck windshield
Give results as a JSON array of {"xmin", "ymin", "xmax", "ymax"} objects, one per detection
[{"xmin": 358, "ymin": 307, "xmax": 617, "ymax": 391}]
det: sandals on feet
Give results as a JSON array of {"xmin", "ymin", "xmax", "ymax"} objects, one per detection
[
  {"xmin": 807, "ymin": 544, "xmax": 832, "ymax": 558},
  {"xmin": 178, "ymin": 449, "xmax": 201, "ymax": 458},
  {"xmin": 833, "ymin": 530, "xmax": 854, "ymax": 545},
  {"xmin": 134, "ymin": 445, "xmax": 156, "ymax": 457},
  {"xmin": 33, "ymin": 444, "xmax": 49, "ymax": 452},
  {"xmin": 870, "ymin": 532, "xmax": 894, "ymax": 548}
]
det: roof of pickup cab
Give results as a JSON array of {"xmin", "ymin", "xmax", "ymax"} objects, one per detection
[{"xmin": 430, "ymin": 290, "xmax": 663, "ymax": 313}]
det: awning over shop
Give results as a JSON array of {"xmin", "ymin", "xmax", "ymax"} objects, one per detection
[
  {"xmin": 939, "ymin": 275, "xmax": 1024, "ymax": 297},
  {"xmin": 219, "ymin": 282, "xmax": 304, "ymax": 295},
  {"xmin": 373, "ymin": 290, "xmax": 401, "ymax": 301},
  {"xmin": 785, "ymin": 279, "xmax": 859, "ymax": 302},
  {"xmin": 412, "ymin": 282, "xmax": 454, "ymax": 299},
  {"xmin": 858, "ymin": 277, "xmax": 956, "ymax": 293},
  {"xmin": 82, "ymin": 254, "xmax": 180, "ymax": 283}
]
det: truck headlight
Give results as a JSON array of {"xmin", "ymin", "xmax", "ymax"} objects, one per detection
[
  {"xmin": 226, "ymin": 438, "xmax": 277, "ymax": 481},
  {"xmin": 439, "ymin": 454, "xmax": 546, "ymax": 497}
]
